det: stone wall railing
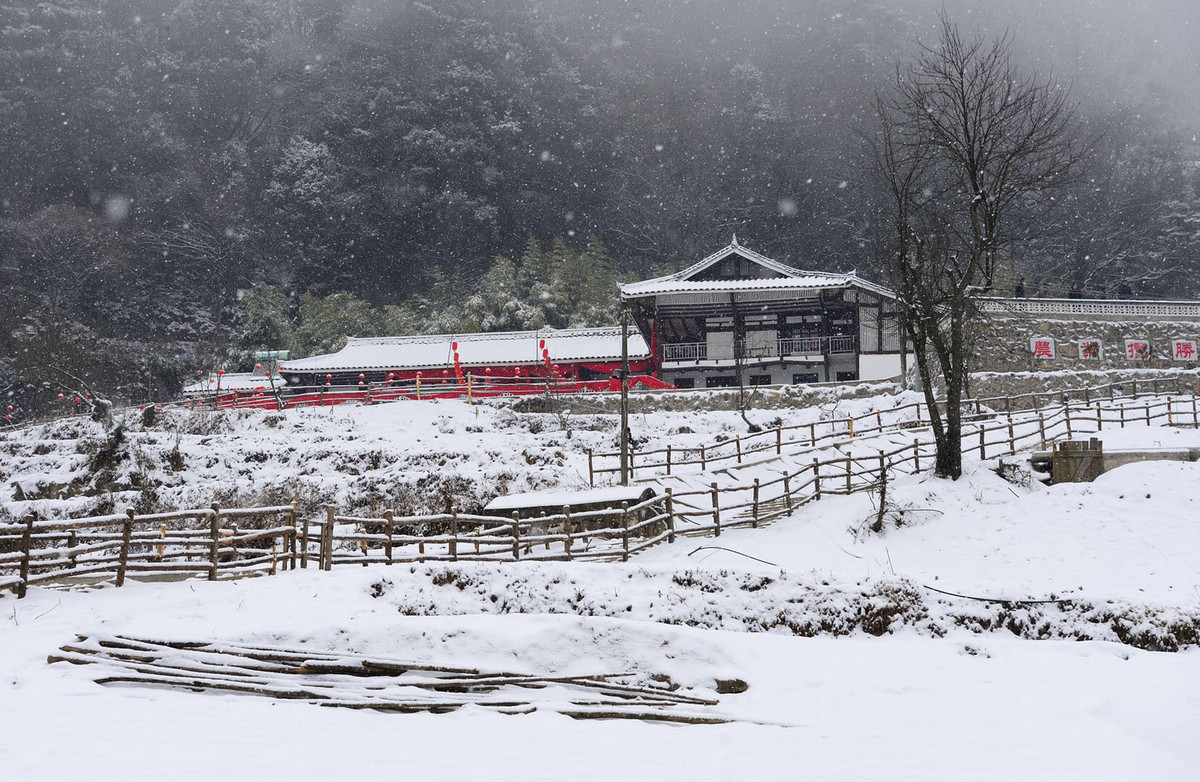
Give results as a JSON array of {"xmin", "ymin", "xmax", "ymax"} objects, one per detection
[{"xmin": 979, "ymin": 297, "xmax": 1200, "ymax": 319}]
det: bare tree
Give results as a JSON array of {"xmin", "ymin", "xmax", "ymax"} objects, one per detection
[{"xmin": 873, "ymin": 17, "xmax": 1086, "ymax": 479}]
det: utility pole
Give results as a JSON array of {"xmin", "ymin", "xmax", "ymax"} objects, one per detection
[{"xmin": 619, "ymin": 299, "xmax": 631, "ymax": 486}]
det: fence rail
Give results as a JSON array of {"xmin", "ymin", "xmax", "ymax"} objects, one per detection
[
  {"xmin": 586, "ymin": 376, "xmax": 1194, "ymax": 483},
  {"xmin": 3, "ymin": 386, "xmax": 1194, "ymax": 598}
]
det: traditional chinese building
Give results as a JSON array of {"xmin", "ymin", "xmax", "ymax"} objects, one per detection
[
  {"xmin": 974, "ymin": 297, "xmax": 1200, "ymax": 371},
  {"xmin": 619, "ymin": 239, "xmax": 909, "ymax": 388}
]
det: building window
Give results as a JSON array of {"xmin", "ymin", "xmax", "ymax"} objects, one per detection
[
  {"xmin": 705, "ymin": 376, "xmax": 738, "ymax": 388},
  {"xmin": 836, "ymin": 371, "xmax": 859, "ymax": 382},
  {"xmin": 674, "ymin": 377, "xmax": 695, "ymax": 389},
  {"xmin": 792, "ymin": 372, "xmax": 820, "ymax": 384},
  {"xmin": 749, "ymin": 374, "xmax": 772, "ymax": 386}
]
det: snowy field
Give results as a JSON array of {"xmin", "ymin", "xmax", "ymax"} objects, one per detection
[{"xmin": 2, "ymin": 395, "xmax": 1200, "ymax": 780}]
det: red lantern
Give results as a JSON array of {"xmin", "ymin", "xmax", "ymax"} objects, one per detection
[
  {"xmin": 451, "ymin": 341, "xmax": 458, "ymax": 351},
  {"xmin": 324, "ymin": 382, "xmax": 331, "ymax": 389},
  {"xmin": 75, "ymin": 397, "xmax": 82, "ymax": 404},
  {"xmin": 196, "ymin": 370, "xmax": 202, "ymax": 378},
  {"xmin": 326, "ymin": 374, "xmax": 333, "ymax": 381},
  {"xmin": 358, "ymin": 373, "xmax": 365, "ymax": 380},
  {"xmin": 539, "ymin": 339, "xmax": 545, "ymax": 349},
  {"xmin": 57, "ymin": 393, "xmax": 65, "ymax": 400},
  {"xmin": 217, "ymin": 370, "xmax": 225, "ymax": 376},
  {"xmin": 542, "ymin": 348, "xmax": 550, "ymax": 359},
  {"xmin": 5, "ymin": 405, "xmax": 11, "ymax": 412},
  {"xmin": 358, "ymin": 381, "xmax": 365, "ymax": 387},
  {"xmin": 254, "ymin": 364, "xmax": 262, "ymax": 371}
]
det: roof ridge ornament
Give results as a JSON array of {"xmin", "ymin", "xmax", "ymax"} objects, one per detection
[{"xmin": 731, "ymin": 233, "xmax": 739, "ymax": 247}]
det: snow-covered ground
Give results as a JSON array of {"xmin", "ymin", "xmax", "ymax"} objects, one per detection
[{"xmin": 2, "ymin": 394, "xmax": 1199, "ymax": 780}]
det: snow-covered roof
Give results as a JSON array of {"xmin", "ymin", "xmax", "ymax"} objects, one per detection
[
  {"xmin": 279, "ymin": 327, "xmax": 650, "ymax": 373},
  {"xmin": 620, "ymin": 238, "xmax": 894, "ymax": 299},
  {"xmin": 182, "ymin": 371, "xmax": 280, "ymax": 395},
  {"xmin": 485, "ymin": 485, "xmax": 656, "ymax": 512}
]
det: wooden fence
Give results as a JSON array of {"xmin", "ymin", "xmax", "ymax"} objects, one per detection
[
  {"xmin": 0, "ymin": 505, "xmax": 298, "ymax": 598},
  {"xmin": 586, "ymin": 377, "xmax": 1195, "ymax": 483},
  {"xmin": 2, "ymin": 387, "xmax": 1193, "ymax": 598}
]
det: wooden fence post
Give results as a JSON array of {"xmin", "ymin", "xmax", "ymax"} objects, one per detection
[
  {"xmin": 511, "ymin": 512, "xmax": 521, "ymax": 561},
  {"xmin": 323, "ymin": 505, "xmax": 335, "ymax": 571},
  {"xmin": 587, "ymin": 449, "xmax": 594, "ymax": 486},
  {"xmin": 1109, "ymin": 383, "xmax": 1116, "ymax": 402},
  {"xmin": 1007, "ymin": 416, "xmax": 1015, "ymax": 453},
  {"xmin": 666, "ymin": 444, "xmax": 672, "ymax": 475},
  {"xmin": 67, "ymin": 529, "xmax": 78, "ymax": 571},
  {"xmin": 1145, "ymin": 404, "xmax": 1151, "ymax": 426},
  {"xmin": 466, "ymin": 373, "xmax": 474, "ymax": 404},
  {"xmin": 776, "ymin": 426, "xmax": 783, "ymax": 454},
  {"xmin": 1065, "ymin": 406, "xmax": 1073, "ymax": 438},
  {"xmin": 384, "ymin": 509, "xmax": 394, "ymax": 565},
  {"xmin": 621, "ymin": 502, "xmax": 631, "ymax": 562},
  {"xmin": 1038, "ymin": 413, "xmax": 1046, "ymax": 446},
  {"xmin": 978, "ymin": 427, "xmax": 986, "ymax": 459},
  {"xmin": 563, "ymin": 505, "xmax": 573, "ymax": 560},
  {"xmin": 664, "ymin": 489, "xmax": 676, "ymax": 544},
  {"xmin": 1131, "ymin": 379, "xmax": 1138, "ymax": 397},
  {"xmin": 209, "ymin": 504, "xmax": 222, "ymax": 581},
  {"xmin": 16, "ymin": 515, "xmax": 34, "ymax": 598},
  {"xmin": 751, "ymin": 479, "xmax": 760, "ymax": 529},
  {"xmin": 1193, "ymin": 396, "xmax": 1198, "ymax": 427},
  {"xmin": 1120, "ymin": 406, "xmax": 1126, "ymax": 428},
  {"xmin": 813, "ymin": 458, "xmax": 822, "ymax": 499},
  {"xmin": 848, "ymin": 418, "xmax": 855, "ymax": 438},
  {"xmin": 913, "ymin": 440, "xmax": 920, "ymax": 472},
  {"xmin": 735, "ymin": 435, "xmax": 742, "ymax": 464},
  {"xmin": 1096, "ymin": 403, "xmax": 1103, "ymax": 432},
  {"xmin": 876, "ymin": 411, "xmax": 883, "ymax": 431},
  {"xmin": 700, "ymin": 445, "xmax": 707, "ymax": 470},
  {"xmin": 710, "ymin": 482, "xmax": 721, "ymax": 537},
  {"xmin": 287, "ymin": 502, "xmax": 298, "ymax": 570},
  {"xmin": 809, "ymin": 423, "xmax": 817, "ymax": 445},
  {"xmin": 878, "ymin": 451, "xmax": 886, "ymax": 487},
  {"xmin": 299, "ymin": 511, "xmax": 309, "ymax": 569},
  {"xmin": 1084, "ymin": 386, "xmax": 1090, "ymax": 404},
  {"xmin": 783, "ymin": 472, "xmax": 793, "ymax": 514},
  {"xmin": 449, "ymin": 508, "xmax": 458, "ymax": 562},
  {"xmin": 1167, "ymin": 399, "xmax": 1173, "ymax": 426},
  {"xmin": 844, "ymin": 456, "xmax": 852, "ymax": 492}
]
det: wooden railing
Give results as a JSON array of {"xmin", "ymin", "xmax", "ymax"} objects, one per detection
[
  {"xmin": 3, "ymin": 389, "xmax": 1193, "ymax": 598},
  {"xmin": 586, "ymin": 377, "xmax": 1194, "ymax": 483},
  {"xmin": 0, "ymin": 504, "xmax": 298, "ymax": 598}
]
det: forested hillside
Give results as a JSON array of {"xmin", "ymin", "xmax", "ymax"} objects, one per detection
[{"xmin": 2, "ymin": 0, "xmax": 1198, "ymax": 406}]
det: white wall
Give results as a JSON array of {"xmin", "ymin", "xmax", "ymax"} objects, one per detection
[{"xmin": 859, "ymin": 353, "xmax": 915, "ymax": 382}]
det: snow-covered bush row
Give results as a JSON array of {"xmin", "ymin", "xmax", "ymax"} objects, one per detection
[{"xmin": 371, "ymin": 563, "xmax": 1200, "ymax": 652}]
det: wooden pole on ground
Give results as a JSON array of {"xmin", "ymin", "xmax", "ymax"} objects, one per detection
[
  {"xmin": 710, "ymin": 483, "xmax": 721, "ymax": 537},
  {"xmin": 17, "ymin": 515, "xmax": 34, "ymax": 599},
  {"xmin": 813, "ymin": 458, "xmax": 822, "ymax": 499},
  {"xmin": 563, "ymin": 505, "xmax": 573, "ymax": 560},
  {"xmin": 621, "ymin": 502, "xmax": 630, "ymax": 562},
  {"xmin": 384, "ymin": 510, "xmax": 394, "ymax": 565},
  {"xmin": 783, "ymin": 472, "xmax": 793, "ymax": 514},
  {"xmin": 300, "ymin": 511, "xmax": 309, "ymax": 569},
  {"xmin": 776, "ymin": 426, "xmax": 783, "ymax": 454},
  {"xmin": 844, "ymin": 456, "xmax": 852, "ymax": 492},
  {"xmin": 1096, "ymin": 403, "xmax": 1103, "ymax": 432},
  {"xmin": 209, "ymin": 504, "xmax": 222, "ymax": 581},
  {"xmin": 511, "ymin": 512, "xmax": 521, "ymax": 561},
  {"xmin": 1007, "ymin": 416, "xmax": 1015, "ymax": 453},
  {"xmin": 323, "ymin": 505, "xmax": 334, "ymax": 571},
  {"xmin": 587, "ymin": 449, "xmax": 594, "ymax": 486},
  {"xmin": 449, "ymin": 508, "xmax": 458, "ymax": 562},
  {"xmin": 751, "ymin": 479, "xmax": 760, "ymax": 528},
  {"xmin": 736, "ymin": 435, "xmax": 742, "ymax": 464},
  {"xmin": 666, "ymin": 445, "xmax": 672, "ymax": 476},
  {"xmin": 665, "ymin": 489, "xmax": 676, "ymax": 544}
]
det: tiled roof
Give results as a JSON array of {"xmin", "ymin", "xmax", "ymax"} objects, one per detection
[
  {"xmin": 620, "ymin": 239, "xmax": 893, "ymax": 299},
  {"xmin": 278, "ymin": 327, "xmax": 649, "ymax": 373}
]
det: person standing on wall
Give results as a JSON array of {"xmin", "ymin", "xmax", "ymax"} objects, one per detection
[
  {"xmin": 1068, "ymin": 282, "xmax": 1083, "ymax": 299},
  {"xmin": 1014, "ymin": 277, "xmax": 1028, "ymax": 298},
  {"xmin": 1117, "ymin": 279, "xmax": 1133, "ymax": 299}
]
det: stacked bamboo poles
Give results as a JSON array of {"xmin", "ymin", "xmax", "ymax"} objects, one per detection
[{"xmin": 48, "ymin": 634, "xmax": 726, "ymax": 724}]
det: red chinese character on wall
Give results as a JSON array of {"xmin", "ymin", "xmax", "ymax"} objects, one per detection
[
  {"xmin": 1079, "ymin": 340, "xmax": 1101, "ymax": 360},
  {"xmin": 1175, "ymin": 341, "xmax": 1196, "ymax": 360},
  {"xmin": 1126, "ymin": 340, "xmax": 1150, "ymax": 360},
  {"xmin": 1032, "ymin": 339, "xmax": 1054, "ymax": 358}
]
